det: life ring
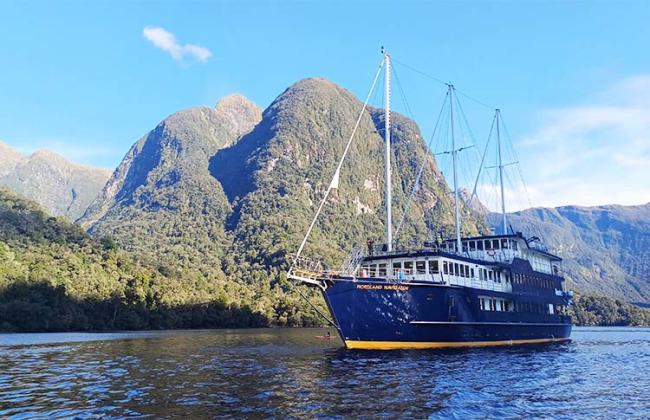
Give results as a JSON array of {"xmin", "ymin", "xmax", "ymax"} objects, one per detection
[{"xmin": 487, "ymin": 249, "xmax": 496, "ymax": 257}]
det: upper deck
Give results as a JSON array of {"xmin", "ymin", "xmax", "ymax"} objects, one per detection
[{"xmin": 365, "ymin": 232, "xmax": 561, "ymax": 276}]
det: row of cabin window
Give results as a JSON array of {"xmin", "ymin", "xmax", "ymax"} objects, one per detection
[
  {"xmin": 361, "ymin": 260, "xmax": 441, "ymax": 277},
  {"xmin": 443, "ymin": 261, "xmax": 474, "ymax": 278},
  {"xmin": 479, "ymin": 297, "xmax": 512, "ymax": 312},
  {"xmin": 447, "ymin": 238, "xmax": 519, "ymax": 253},
  {"xmin": 479, "ymin": 298, "xmax": 552, "ymax": 314},
  {"xmin": 443, "ymin": 261, "xmax": 504, "ymax": 283},
  {"xmin": 513, "ymin": 273, "xmax": 554, "ymax": 289},
  {"xmin": 515, "ymin": 301, "xmax": 551, "ymax": 314}
]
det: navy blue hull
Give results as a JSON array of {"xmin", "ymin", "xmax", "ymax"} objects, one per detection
[{"xmin": 323, "ymin": 278, "xmax": 571, "ymax": 349}]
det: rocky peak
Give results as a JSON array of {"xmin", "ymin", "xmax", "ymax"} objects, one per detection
[
  {"xmin": 80, "ymin": 95, "xmax": 261, "ymax": 229},
  {"xmin": 0, "ymin": 140, "xmax": 26, "ymax": 176},
  {"xmin": 214, "ymin": 94, "xmax": 262, "ymax": 139}
]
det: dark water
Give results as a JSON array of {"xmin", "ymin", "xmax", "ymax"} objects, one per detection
[{"xmin": 1, "ymin": 328, "xmax": 649, "ymax": 418}]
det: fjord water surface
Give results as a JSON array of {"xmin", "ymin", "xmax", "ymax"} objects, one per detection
[{"xmin": 1, "ymin": 327, "xmax": 648, "ymax": 418}]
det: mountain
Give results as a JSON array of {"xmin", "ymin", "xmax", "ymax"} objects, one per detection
[
  {"xmin": 490, "ymin": 203, "xmax": 650, "ymax": 304},
  {"xmin": 210, "ymin": 78, "xmax": 486, "ymax": 274},
  {"xmin": 0, "ymin": 141, "xmax": 111, "ymax": 221},
  {"xmin": 3, "ymin": 77, "xmax": 649, "ymax": 329},
  {"xmin": 79, "ymin": 94, "xmax": 263, "ymax": 295},
  {"xmin": 80, "ymin": 78, "xmax": 486, "ymax": 324}
]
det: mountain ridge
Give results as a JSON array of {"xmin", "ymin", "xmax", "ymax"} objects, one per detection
[
  {"xmin": 489, "ymin": 202, "xmax": 650, "ymax": 304},
  {"xmin": 0, "ymin": 141, "xmax": 111, "ymax": 221}
]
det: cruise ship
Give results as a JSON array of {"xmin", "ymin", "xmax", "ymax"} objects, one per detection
[{"xmin": 288, "ymin": 50, "xmax": 573, "ymax": 350}]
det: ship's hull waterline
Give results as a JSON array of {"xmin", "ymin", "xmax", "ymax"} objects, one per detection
[{"xmin": 322, "ymin": 278, "xmax": 572, "ymax": 350}]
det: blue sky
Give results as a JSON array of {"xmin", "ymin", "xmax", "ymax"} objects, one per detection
[{"xmin": 1, "ymin": 0, "xmax": 649, "ymax": 210}]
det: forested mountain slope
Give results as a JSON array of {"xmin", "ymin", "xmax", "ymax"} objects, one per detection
[
  {"xmin": 0, "ymin": 188, "xmax": 269, "ymax": 331},
  {"xmin": 0, "ymin": 142, "xmax": 110, "ymax": 221},
  {"xmin": 490, "ymin": 203, "xmax": 650, "ymax": 304}
]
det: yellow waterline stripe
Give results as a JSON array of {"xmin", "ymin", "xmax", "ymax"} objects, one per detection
[{"xmin": 345, "ymin": 337, "xmax": 570, "ymax": 350}]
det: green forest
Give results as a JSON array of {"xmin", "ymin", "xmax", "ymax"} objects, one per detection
[
  {"xmin": 0, "ymin": 188, "xmax": 325, "ymax": 332},
  {"xmin": 1, "ymin": 186, "xmax": 649, "ymax": 332}
]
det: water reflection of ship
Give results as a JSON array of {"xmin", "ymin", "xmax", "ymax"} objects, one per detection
[{"xmin": 288, "ymin": 50, "xmax": 573, "ymax": 350}]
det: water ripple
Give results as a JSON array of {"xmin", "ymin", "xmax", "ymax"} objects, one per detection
[{"xmin": 0, "ymin": 328, "xmax": 649, "ymax": 418}]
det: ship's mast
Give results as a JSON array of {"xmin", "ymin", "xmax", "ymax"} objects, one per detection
[
  {"xmin": 384, "ymin": 51, "xmax": 393, "ymax": 252},
  {"xmin": 496, "ymin": 109, "xmax": 507, "ymax": 235},
  {"xmin": 449, "ymin": 85, "xmax": 462, "ymax": 251}
]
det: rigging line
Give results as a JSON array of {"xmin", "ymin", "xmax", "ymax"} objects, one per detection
[
  {"xmin": 454, "ymin": 89, "xmax": 495, "ymax": 111},
  {"xmin": 392, "ymin": 63, "xmax": 416, "ymax": 122},
  {"xmin": 394, "ymin": 90, "xmax": 450, "ymax": 238},
  {"xmin": 392, "ymin": 57, "xmax": 448, "ymax": 86},
  {"xmin": 456, "ymin": 91, "xmax": 482, "ymax": 154},
  {"xmin": 290, "ymin": 281, "xmax": 340, "ymax": 330},
  {"xmin": 499, "ymin": 114, "xmax": 534, "ymax": 210},
  {"xmin": 469, "ymin": 113, "xmax": 497, "ymax": 209},
  {"xmin": 392, "ymin": 57, "xmax": 496, "ymax": 110},
  {"xmin": 291, "ymin": 59, "xmax": 384, "ymax": 265}
]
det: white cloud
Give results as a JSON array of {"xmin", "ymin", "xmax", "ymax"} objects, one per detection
[
  {"xmin": 511, "ymin": 75, "xmax": 650, "ymax": 210},
  {"xmin": 142, "ymin": 26, "xmax": 212, "ymax": 62}
]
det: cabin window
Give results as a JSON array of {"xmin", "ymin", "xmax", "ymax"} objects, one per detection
[
  {"xmin": 443, "ymin": 261, "xmax": 449, "ymax": 274},
  {"xmin": 462, "ymin": 242, "xmax": 468, "ymax": 252},
  {"xmin": 490, "ymin": 299, "xmax": 496, "ymax": 311},
  {"xmin": 496, "ymin": 272, "xmax": 501, "ymax": 283},
  {"xmin": 378, "ymin": 263, "xmax": 386, "ymax": 276},
  {"xmin": 477, "ymin": 241, "xmax": 484, "ymax": 251},
  {"xmin": 470, "ymin": 268, "xmax": 475, "ymax": 278},
  {"xmin": 469, "ymin": 241, "xmax": 476, "ymax": 251},
  {"xmin": 501, "ymin": 239, "xmax": 508, "ymax": 249},
  {"xmin": 454, "ymin": 263, "xmax": 460, "ymax": 276},
  {"xmin": 492, "ymin": 239, "xmax": 500, "ymax": 250},
  {"xmin": 404, "ymin": 261, "xmax": 413, "ymax": 274},
  {"xmin": 488, "ymin": 271, "xmax": 493, "ymax": 281},
  {"xmin": 479, "ymin": 298, "xmax": 485, "ymax": 310},
  {"xmin": 416, "ymin": 261, "xmax": 426, "ymax": 275},
  {"xmin": 392, "ymin": 262, "xmax": 401, "ymax": 276},
  {"xmin": 465, "ymin": 265, "xmax": 470, "ymax": 278},
  {"xmin": 429, "ymin": 260, "xmax": 439, "ymax": 274}
]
